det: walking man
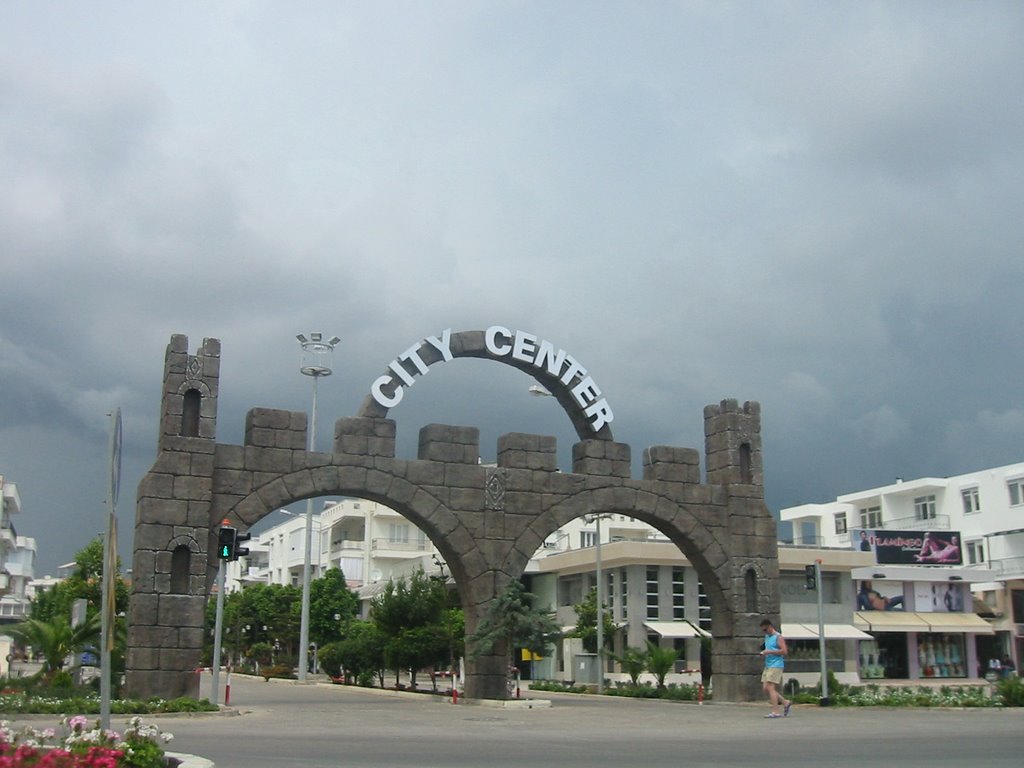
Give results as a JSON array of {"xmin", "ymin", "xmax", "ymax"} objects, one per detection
[{"xmin": 759, "ymin": 619, "xmax": 792, "ymax": 719}]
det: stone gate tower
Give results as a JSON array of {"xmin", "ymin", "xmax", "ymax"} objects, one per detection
[{"xmin": 127, "ymin": 336, "xmax": 221, "ymax": 698}]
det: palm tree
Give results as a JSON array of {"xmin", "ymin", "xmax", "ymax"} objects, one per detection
[
  {"xmin": 644, "ymin": 640, "xmax": 678, "ymax": 691},
  {"xmin": 7, "ymin": 614, "xmax": 101, "ymax": 680},
  {"xmin": 610, "ymin": 646, "xmax": 647, "ymax": 686}
]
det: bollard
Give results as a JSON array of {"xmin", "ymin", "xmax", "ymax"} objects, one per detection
[
  {"xmin": 698, "ymin": 683, "xmax": 704, "ymax": 705},
  {"xmin": 225, "ymin": 665, "xmax": 232, "ymax": 707},
  {"xmin": 452, "ymin": 688, "xmax": 458, "ymax": 705}
]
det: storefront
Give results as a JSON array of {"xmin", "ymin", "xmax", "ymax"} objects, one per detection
[{"xmin": 852, "ymin": 566, "xmax": 995, "ymax": 680}]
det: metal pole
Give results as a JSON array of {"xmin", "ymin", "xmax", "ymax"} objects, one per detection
[
  {"xmin": 99, "ymin": 519, "xmax": 112, "ymax": 729},
  {"xmin": 298, "ymin": 374, "xmax": 319, "ymax": 682},
  {"xmin": 596, "ymin": 515, "xmax": 604, "ymax": 695},
  {"xmin": 100, "ymin": 408, "xmax": 120, "ymax": 731},
  {"xmin": 211, "ymin": 559, "xmax": 226, "ymax": 703},
  {"xmin": 816, "ymin": 559, "xmax": 829, "ymax": 704}
]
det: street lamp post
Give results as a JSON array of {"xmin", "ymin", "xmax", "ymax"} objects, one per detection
[
  {"xmin": 585, "ymin": 513, "xmax": 610, "ymax": 694},
  {"xmin": 529, "ymin": 385, "xmax": 609, "ymax": 691},
  {"xmin": 296, "ymin": 332, "xmax": 340, "ymax": 682}
]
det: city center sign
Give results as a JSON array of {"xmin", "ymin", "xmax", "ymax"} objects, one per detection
[{"xmin": 367, "ymin": 325, "xmax": 614, "ymax": 435}]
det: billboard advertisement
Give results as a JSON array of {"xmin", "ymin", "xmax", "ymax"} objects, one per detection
[{"xmin": 852, "ymin": 529, "xmax": 963, "ymax": 566}]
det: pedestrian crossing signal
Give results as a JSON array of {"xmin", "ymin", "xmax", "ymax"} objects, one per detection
[{"xmin": 218, "ymin": 527, "xmax": 237, "ymax": 560}]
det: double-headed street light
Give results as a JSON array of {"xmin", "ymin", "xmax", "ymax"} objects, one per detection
[
  {"xmin": 296, "ymin": 332, "xmax": 340, "ymax": 682},
  {"xmin": 528, "ymin": 384, "xmax": 611, "ymax": 693}
]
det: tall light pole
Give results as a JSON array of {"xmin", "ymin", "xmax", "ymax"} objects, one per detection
[
  {"xmin": 296, "ymin": 332, "xmax": 340, "ymax": 682},
  {"xmin": 585, "ymin": 513, "xmax": 610, "ymax": 694},
  {"xmin": 530, "ymin": 385, "xmax": 608, "ymax": 691}
]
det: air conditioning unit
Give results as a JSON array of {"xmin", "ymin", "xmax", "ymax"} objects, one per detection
[{"xmin": 542, "ymin": 541, "xmax": 557, "ymax": 549}]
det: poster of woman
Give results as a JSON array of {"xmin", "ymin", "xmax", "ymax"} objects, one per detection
[{"xmin": 856, "ymin": 580, "xmax": 905, "ymax": 611}]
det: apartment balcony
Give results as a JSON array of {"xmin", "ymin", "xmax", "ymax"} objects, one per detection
[
  {"xmin": 370, "ymin": 538, "xmax": 430, "ymax": 559},
  {"xmin": 989, "ymin": 556, "xmax": 1024, "ymax": 580},
  {"xmin": 329, "ymin": 539, "xmax": 367, "ymax": 554},
  {"xmin": 882, "ymin": 514, "xmax": 950, "ymax": 532},
  {"xmin": 776, "ymin": 534, "xmax": 853, "ymax": 549},
  {"xmin": 0, "ymin": 599, "xmax": 28, "ymax": 619}
]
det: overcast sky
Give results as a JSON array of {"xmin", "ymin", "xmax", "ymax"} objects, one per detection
[{"xmin": 2, "ymin": 2, "xmax": 1023, "ymax": 576}]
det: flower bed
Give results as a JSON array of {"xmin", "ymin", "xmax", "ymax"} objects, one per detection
[{"xmin": 0, "ymin": 716, "xmax": 173, "ymax": 767}]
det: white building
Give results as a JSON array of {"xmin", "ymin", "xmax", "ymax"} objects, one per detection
[
  {"xmin": 228, "ymin": 498, "xmax": 441, "ymax": 594},
  {"xmin": 0, "ymin": 536, "xmax": 37, "ymax": 622},
  {"xmin": 781, "ymin": 461, "xmax": 1024, "ymax": 675},
  {"xmin": 0, "ymin": 476, "xmax": 21, "ymax": 597}
]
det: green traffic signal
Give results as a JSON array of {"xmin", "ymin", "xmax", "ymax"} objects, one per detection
[{"xmin": 218, "ymin": 526, "xmax": 237, "ymax": 560}]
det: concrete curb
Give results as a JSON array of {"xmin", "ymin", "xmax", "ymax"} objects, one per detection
[{"xmin": 167, "ymin": 752, "xmax": 215, "ymax": 768}]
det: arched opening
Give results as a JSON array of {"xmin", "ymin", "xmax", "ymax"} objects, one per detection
[
  {"xmin": 739, "ymin": 442, "xmax": 752, "ymax": 483},
  {"xmin": 744, "ymin": 567, "xmax": 757, "ymax": 613},
  {"xmin": 519, "ymin": 501, "xmax": 729, "ymax": 694},
  {"xmin": 170, "ymin": 546, "xmax": 191, "ymax": 594},
  {"xmin": 181, "ymin": 389, "xmax": 201, "ymax": 437},
  {"xmin": 221, "ymin": 492, "xmax": 464, "ymax": 689}
]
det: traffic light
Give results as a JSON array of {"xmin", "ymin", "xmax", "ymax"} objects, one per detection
[
  {"xmin": 217, "ymin": 526, "xmax": 237, "ymax": 560},
  {"xmin": 804, "ymin": 564, "xmax": 817, "ymax": 590},
  {"xmin": 235, "ymin": 531, "xmax": 251, "ymax": 560}
]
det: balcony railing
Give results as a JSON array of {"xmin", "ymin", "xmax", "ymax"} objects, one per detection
[
  {"xmin": 329, "ymin": 538, "xmax": 366, "ymax": 552},
  {"xmin": 0, "ymin": 600, "xmax": 29, "ymax": 618},
  {"xmin": 989, "ymin": 556, "xmax": 1024, "ymax": 579},
  {"xmin": 882, "ymin": 514, "xmax": 950, "ymax": 531},
  {"xmin": 371, "ymin": 538, "xmax": 429, "ymax": 553},
  {"xmin": 776, "ymin": 535, "xmax": 852, "ymax": 549}
]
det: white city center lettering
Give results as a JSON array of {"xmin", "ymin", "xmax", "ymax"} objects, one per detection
[{"xmin": 370, "ymin": 326, "xmax": 613, "ymax": 433}]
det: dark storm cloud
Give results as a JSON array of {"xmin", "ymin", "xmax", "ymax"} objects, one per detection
[{"xmin": 1, "ymin": 2, "xmax": 1022, "ymax": 572}]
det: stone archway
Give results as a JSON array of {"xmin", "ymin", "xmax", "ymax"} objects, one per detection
[{"xmin": 126, "ymin": 333, "xmax": 781, "ymax": 702}]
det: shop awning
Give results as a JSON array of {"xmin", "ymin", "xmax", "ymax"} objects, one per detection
[
  {"xmin": 854, "ymin": 611, "xmax": 931, "ymax": 632},
  {"xmin": 855, "ymin": 611, "xmax": 994, "ymax": 634},
  {"xmin": 817, "ymin": 623, "xmax": 874, "ymax": 640},
  {"xmin": 921, "ymin": 613, "xmax": 995, "ymax": 635},
  {"xmin": 780, "ymin": 623, "xmax": 820, "ymax": 640},
  {"xmin": 782, "ymin": 623, "xmax": 873, "ymax": 640},
  {"xmin": 643, "ymin": 620, "xmax": 709, "ymax": 638}
]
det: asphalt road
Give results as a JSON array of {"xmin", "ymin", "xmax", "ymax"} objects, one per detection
[{"xmin": 20, "ymin": 675, "xmax": 1024, "ymax": 768}]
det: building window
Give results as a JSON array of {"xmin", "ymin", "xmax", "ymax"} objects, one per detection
[
  {"xmin": 859, "ymin": 506, "xmax": 881, "ymax": 528},
  {"xmin": 834, "ymin": 513, "xmax": 848, "ymax": 535},
  {"xmin": 744, "ymin": 568, "xmax": 757, "ymax": 613},
  {"xmin": 621, "ymin": 568, "xmax": 628, "ymax": 613},
  {"xmin": 646, "ymin": 567, "xmax": 659, "ymax": 619},
  {"xmin": 739, "ymin": 443, "xmax": 752, "ymax": 483},
  {"xmin": 181, "ymin": 389, "xmax": 201, "ymax": 437},
  {"xmin": 580, "ymin": 530, "xmax": 597, "ymax": 548},
  {"xmin": 914, "ymin": 495, "xmax": 937, "ymax": 520},
  {"xmin": 966, "ymin": 540, "xmax": 985, "ymax": 565},
  {"xmin": 697, "ymin": 580, "xmax": 712, "ymax": 630},
  {"xmin": 170, "ymin": 546, "xmax": 191, "ymax": 595},
  {"xmin": 388, "ymin": 523, "xmax": 409, "ymax": 543},
  {"xmin": 1009, "ymin": 479, "xmax": 1024, "ymax": 507},
  {"xmin": 672, "ymin": 567, "xmax": 685, "ymax": 620},
  {"xmin": 961, "ymin": 488, "xmax": 980, "ymax": 515}
]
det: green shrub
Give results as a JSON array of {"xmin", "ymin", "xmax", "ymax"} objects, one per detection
[
  {"xmin": 155, "ymin": 696, "xmax": 218, "ymax": 712},
  {"xmin": 784, "ymin": 678, "xmax": 801, "ymax": 698},
  {"xmin": 996, "ymin": 676, "xmax": 1024, "ymax": 707},
  {"xmin": 528, "ymin": 679, "xmax": 589, "ymax": 694},
  {"xmin": 317, "ymin": 642, "xmax": 343, "ymax": 677},
  {"xmin": 261, "ymin": 663, "xmax": 295, "ymax": 681}
]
